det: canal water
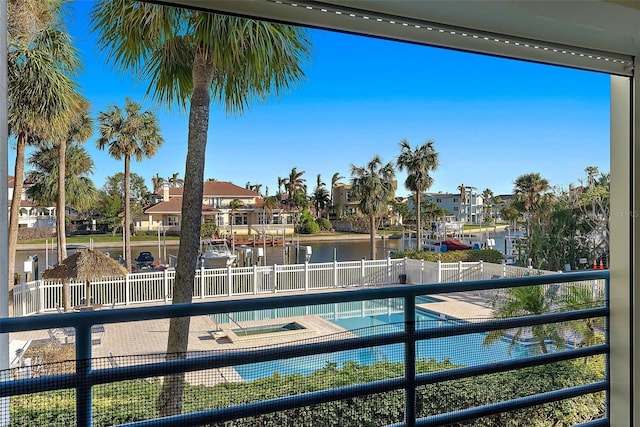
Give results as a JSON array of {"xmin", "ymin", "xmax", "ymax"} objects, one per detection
[{"xmin": 16, "ymin": 228, "xmax": 522, "ymax": 279}]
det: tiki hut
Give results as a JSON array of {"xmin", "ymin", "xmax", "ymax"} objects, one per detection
[{"xmin": 42, "ymin": 248, "xmax": 128, "ymax": 311}]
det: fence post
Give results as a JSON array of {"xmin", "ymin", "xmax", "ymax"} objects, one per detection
[
  {"xmin": 480, "ymin": 260, "xmax": 484, "ymax": 276},
  {"xmin": 20, "ymin": 283, "xmax": 26, "ymax": 316},
  {"xmin": 333, "ymin": 259, "xmax": 338, "ymax": 288},
  {"xmin": 273, "ymin": 264, "xmax": 278, "ymax": 293},
  {"xmin": 227, "ymin": 266, "xmax": 233, "ymax": 297},
  {"xmin": 437, "ymin": 260, "xmax": 442, "ymax": 283},
  {"xmin": 304, "ymin": 261, "xmax": 310, "ymax": 291},
  {"xmin": 38, "ymin": 280, "xmax": 45, "ymax": 313},
  {"xmin": 361, "ymin": 258, "xmax": 366, "ymax": 286},
  {"xmin": 458, "ymin": 261, "xmax": 463, "ymax": 282},
  {"xmin": 420, "ymin": 259, "xmax": 424, "ymax": 284},
  {"xmin": 200, "ymin": 266, "xmax": 205, "ymax": 300},
  {"xmin": 502, "ymin": 260, "xmax": 506, "ymax": 277},
  {"xmin": 163, "ymin": 269, "xmax": 169, "ymax": 303},
  {"xmin": 253, "ymin": 264, "xmax": 258, "ymax": 295},
  {"xmin": 125, "ymin": 273, "xmax": 131, "ymax": 306},
  {"xmin": 387, "ymin": 257, "xmax": 392, "ymax": 284}
]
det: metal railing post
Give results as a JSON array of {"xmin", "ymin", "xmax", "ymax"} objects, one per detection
[
  {"xmin": 227, "ymin": 266, "xmax": 233, "ymax": 297},
  {"xmin": 404, "ymin": 296, "xmax": 416, "ymax": 427},
  {"xmin": 75, "ymin": 323, "xmax": 93, "ymax": 427},
  {"xmin": 333, "ymin": 259, "xmax": 338, "ymax": 288}
]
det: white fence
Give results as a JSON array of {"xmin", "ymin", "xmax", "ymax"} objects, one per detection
[{"xmin": 12, "ymin": 258, "xmax": 563, "ymax": 317}]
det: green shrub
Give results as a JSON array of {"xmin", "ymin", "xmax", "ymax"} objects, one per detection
[
  {"xmin": 9, "ymin": 357, "xmax": 604, "ymax": 426},
  {"xmin": 300, "ymin": 221, "xmax": 320, "ymax": 234},
  {"xmin": 200, "ymin": 223, "xmax": 218, "ymax": 238},
  {"xmin": 391, "ymin": 248, "xmax": 504, "ymax": 263},
  {"xmin": 315, "ymin": 218, "xmax": 333, "ymax": 231}
]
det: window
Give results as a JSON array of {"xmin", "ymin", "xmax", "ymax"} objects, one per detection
[{"xmin": 168, "ymin": 216, "xmax": 179, "ymax": 226}]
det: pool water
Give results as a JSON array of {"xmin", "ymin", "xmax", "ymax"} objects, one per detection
[{"xmin": 233, "ymin": 310, "xmax": 530, "ymax": 381}]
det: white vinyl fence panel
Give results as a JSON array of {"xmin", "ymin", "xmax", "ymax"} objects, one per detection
[{"xmin": 14, "ymin": 257, "xmax": 588, "ymax": 317}]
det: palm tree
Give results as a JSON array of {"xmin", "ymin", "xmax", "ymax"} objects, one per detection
[
  {"xmin": 26, "ymin": 142, "xmax": 97, "ymax": 213},
  {"xmin": 92, "ymin": 3, "xmax": 310, "ymax": 415},
  {"xmin": 277, "ymin": 176, "xmax": 286, "ymax": 200},
  {"xmin": 350, "ymin": 156, "xmax": 396, "ymax": 260},
  {"xmin": 484, "ymin": 285, "xmax": 566, "ymax": 354},
  {"xmin": 54, "ymin": 100, "xmax": 94, "ymax": 263},
  {"xmin": 285, "ymin": 167, "xmax": 306, "ymax": 209},
  {"xmin": 330, "ymin": 172, "xmax": 344, "ymax": 206},
  {"xmin": 168, "ymin": 172, "xmax": 184, "ymax": 188},
  {"xmin": 228, "ymin": 198, "xmax": 244, "ymax": 252},
  {"xmin": 8, "ymin": 1, "xmax": 81, "ymax": 299},
  {"xmin": 151, "ymin": 173, "xmax": 165, "ymax": 193},
  {"xmin": 585, "ymin": 166, "xmax": 599, "ymax": 189},
  {"xmin": 513, "ymin": 172, "xmax": 550, "ymax": 235},
  {"xmin": 396, "ymin": 138, "xmax": 439, "ymax": 249},
  {"xmin": 481, "ymin": 188, "xmax": 494, "ymax": 223},
  {"xmin": 264, "ymin": 195, "xmax": 280, "ymax": 225},
  {"xmin": 457, "ymin": 183, "xmax": 467, "ymax": 222},
  {"xmin": 312, "ymin": 187, "xmax": 331, "ymax": 218},
  {"xmin": 96, "ymin": 98, "xmax": 164, "ymax": 272}
]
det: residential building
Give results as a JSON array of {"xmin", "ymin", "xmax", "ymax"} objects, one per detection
[
  {"xmin": 7, "ymin": 176, "xmax": 55, "ymax": 228},
  {"xmin": 141, "ymin": 181, "xmax": 295, "ymax": 235},
  {"xmin": 330, "ymin": 181, "xmax": 398, "ymax": 226},
  {"xmin": 424, "ymin": 187, "xmax": 484, "ymax": 225}
]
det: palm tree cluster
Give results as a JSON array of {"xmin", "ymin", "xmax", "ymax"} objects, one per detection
[
  {"xmin": 485, "ymin": 283, "xmax": 605, "ymax": 355},
  {"xmin": 501, "ymin": 168, "xmax": 610, "ymax": 270},
  {"xmin": 8, "ymin": 1, "xmax": 164, "ymax": 306}
]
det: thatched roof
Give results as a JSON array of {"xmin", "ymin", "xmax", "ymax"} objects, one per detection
[{"xmin": 42, "ymin": 248, "xmax": 128, "ymax": 281}]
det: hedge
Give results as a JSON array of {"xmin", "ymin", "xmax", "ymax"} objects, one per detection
[{"xmin": 9, "ymin": 356, "xmax": 604, "ymax": 426}]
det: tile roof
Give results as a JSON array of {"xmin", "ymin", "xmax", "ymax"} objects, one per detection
[
  {"xmin": 168, "ymin": 181, "xmax": 260, "ymax": 198},
  {"xmin": 144, "ymin": 198, "xmax": 221, "ymax": 214}
]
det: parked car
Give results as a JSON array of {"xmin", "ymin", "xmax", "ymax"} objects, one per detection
[{"xmin": 134, "ymin": 251, "xmax": 154, "ymax": 269}]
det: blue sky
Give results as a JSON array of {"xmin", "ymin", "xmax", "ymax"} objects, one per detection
[{"xmin": 10, "ymin": 1, "xmax": 610, "ymax": 198}]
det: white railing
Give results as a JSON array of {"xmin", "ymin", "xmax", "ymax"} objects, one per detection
[{"xmin": 12, "ymin": 258, "xmax": 562, "ymax": 316}]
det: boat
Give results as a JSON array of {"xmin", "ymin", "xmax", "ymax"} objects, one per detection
[
  {"xmin": 439, "ymin": 239, "xmax": 473, "ymax": 251},
  {"xmin": 200, "ymin": 239, "xmax": 237, "ymax": 268}
]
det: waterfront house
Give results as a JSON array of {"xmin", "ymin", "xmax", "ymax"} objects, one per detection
[
  {"xmin": 423, "ymin": 186, "xmax": 484, "ymax": 225},
  {"xmin": 139, "ymin": 181, "xmax": 295, "ymax": 235},
  {"xmin": 330, "ymin": 181, "xmax": 399, "ymax": 227},
  {"xmin": 7, "ymin": 176, "xmax": 56, "ymax": 230}
]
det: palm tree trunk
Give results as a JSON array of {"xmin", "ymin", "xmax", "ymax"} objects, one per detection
[
  {"xmin": 124, "ymin": 155, "xmax": 132, "ymax": 272},
  {"xmin": 369, "ymin": 214, "xmax": 376, "ymax": 260},
  {"xmin": 57, "ymin": 140, "xmax": 68, "ymax": 264},
  {"xmin": 415, "ymin": 190, "xmax": 421, "ymax": 250},
  {"xmin": 8, "ymin": 132, "xmax": 28, "ymax": 314},
  {"xmin": 158, "ymin": 49, "xmax": 212, "ymax": 418}
]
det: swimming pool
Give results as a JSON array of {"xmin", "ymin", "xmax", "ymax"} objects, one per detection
[{"xmin": 233, "ymin": 308, "xmax": 530, "ymax": 381}]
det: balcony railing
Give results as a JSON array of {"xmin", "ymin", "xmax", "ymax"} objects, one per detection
[{"xmin": 1, "ymin": 270, "xmax": 609, "ymax": 426}]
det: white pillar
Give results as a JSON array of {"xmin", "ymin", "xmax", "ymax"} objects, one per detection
[
  {"xmin": 609, "ymin": 72, "xmax": 634, "ymax": 426},
  {"xmin": 1, "ymin": 2, "xmax": 11, "ymax": 424}
]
